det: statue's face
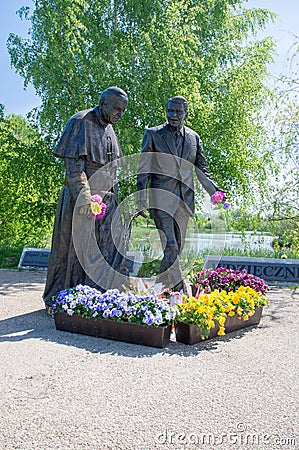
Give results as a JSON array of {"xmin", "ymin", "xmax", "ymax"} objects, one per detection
[
  {"xmin": 166, "ymin": 101, "xmax": 187, "ymax": 130},
  {"xmin": 101, "ymin": 95, "xmax": 128, "ymax": 124}
]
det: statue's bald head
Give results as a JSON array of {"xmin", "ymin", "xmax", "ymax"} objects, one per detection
[
  {"xmin": 98, "ymin": 86, "xmax": 128, "ymax": 124},
  {"xmin": 99, "ymin": 86, "xmax": 128, "ymax": 104}
]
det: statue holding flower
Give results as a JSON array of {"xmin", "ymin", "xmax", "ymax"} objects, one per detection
[
  {"xmin": 43, "ymin": 87, "xmax": 129, "ymax": 310},
  {"xmin": 137, "ymin": 95, "xmax": 228, "ymax": 293}
]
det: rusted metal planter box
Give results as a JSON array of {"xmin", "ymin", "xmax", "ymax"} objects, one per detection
[{"xmin": 54, "ymin": 312, "xmax": 171, "ymax": 348}]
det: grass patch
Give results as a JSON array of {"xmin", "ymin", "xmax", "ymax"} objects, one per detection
[{"xmin": 0, "ymin": 245, "xmax": 23, "ymax": 269}]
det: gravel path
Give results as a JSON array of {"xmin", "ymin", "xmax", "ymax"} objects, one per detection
[{"xmin": 0, "ymin": 269, "xmax": 298, "ymax": 450}]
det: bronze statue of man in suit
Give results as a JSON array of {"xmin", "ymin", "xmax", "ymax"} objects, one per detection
[{"xmin": 137, "ymin": 96, "xmax": 220, "ymax": 292}]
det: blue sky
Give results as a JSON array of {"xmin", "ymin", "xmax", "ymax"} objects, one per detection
[{"xmin": 0, "ymin": 0, "xmax": 298, "ymax": 116}]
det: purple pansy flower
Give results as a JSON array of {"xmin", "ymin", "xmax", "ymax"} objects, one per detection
[{"xmin": 52, "ymin": 285, "xmax": 179, "ymax": 327}]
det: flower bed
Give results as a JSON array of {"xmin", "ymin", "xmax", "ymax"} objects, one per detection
[
  {"xmin": 52, "ymin": 277, "xmax": 269, "ymax": 347},
  {"xmin": 175, "ymin": 286, "xmax": 268, "ymax": 343},
  {"xmin": 175, "ymin": 307, "xmax": 263, "ymax": 345},
  {"xmin": 52, "ymin": 285, "xmax": 177, "ymax": 325},
  {"xmin": 189, "ymin": 267, "xmax": 269, "ymax": 297},
  {"xmin": 52, "ymin": 285, "xmax": 178, "ymax": 348}
]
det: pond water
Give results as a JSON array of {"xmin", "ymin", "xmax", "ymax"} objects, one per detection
[
  {"xmin": 184, "ymin": 231, "xmax": 274, "ymax": 253},
  {"xmin": 132, "ymin": 229, "xmax": 275, "ymax": 260}
]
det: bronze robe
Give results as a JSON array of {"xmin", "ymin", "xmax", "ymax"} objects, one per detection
[{"xmin": 43, "ymin": 106, "xmax": 128, "ymax": 306}]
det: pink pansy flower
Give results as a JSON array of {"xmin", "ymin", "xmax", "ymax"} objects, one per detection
[{"xmin": 211, "ymin": 191, "xmax": 227, "ymax": 205}]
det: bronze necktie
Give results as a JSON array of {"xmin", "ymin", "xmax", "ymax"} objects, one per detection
[{"xmin": 174, "ymin": 131, "xmax": 182, "ymax": 156}]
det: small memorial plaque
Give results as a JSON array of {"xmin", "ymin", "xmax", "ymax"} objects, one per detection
[
  {"xmin": 204, "ymin": 255, "xmax": 299, "ymax": 284},
  {"xmin": 18, "ymin": 248, "xmax": 51, "ymax": 269}
]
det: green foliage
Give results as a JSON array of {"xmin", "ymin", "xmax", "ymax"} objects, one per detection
[
  {"xmin": 0, "ymin": 113, "xmax": 63, "ymax": 247},
  {"xmin": 262, "ymin": 36, "xmax": 299, "ymax": 255},
  {"xmin": 137, "ymin": 259, "xmax": 161, "ymax": 278},
  {"xmin": 7, "ymin": 0, "xmax": 278, "ymax": 204},
  {"xmin": 0, "ymin": 245, "xmax": 23, "ymax": 269}
]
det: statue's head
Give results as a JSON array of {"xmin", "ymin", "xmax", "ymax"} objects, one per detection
[
  {"xmin": 99, "ymin": 86, "xmax": 128, "ymax": 124},
  {"xmin": 166, "ymin": 96, "xmax": 188, "ymax": 131}
]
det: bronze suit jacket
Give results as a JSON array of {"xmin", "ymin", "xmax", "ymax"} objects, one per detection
[{"xmin": 137, "ymin": 122, "xmax": 219, "ymax": 215}]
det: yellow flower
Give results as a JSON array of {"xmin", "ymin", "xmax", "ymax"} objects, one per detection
[
  {"xmin": 218, "ymin": 316, "xmax": 226, "ymax": 326},
  {"xmin": 218, "ymin": 326, "xmax": 225, "ymax": 336},
  {"xmin": 243, "ymin": 315, "xmax": 249, "ymax": 321},
  {"xmin": 204, "ymin": 296, "xmax": 213, "ymax": 306},
  {"xmin": 208, "ymin": 319, "xmax": 215, "ymax": 329},
  {"xmin": 232, "ymin": 294, "xmax": 240, "ymax": 305},
  {"xmin": 91, "ymin": 202, "xmax": 102, "ymax": 215},
  {"xmin": 228, "ymin": 311, "xmax": 235, "ymax": 316},
  {"xmin": 205, "ymin": 306, "xmax": 214, "ymax": 316}
]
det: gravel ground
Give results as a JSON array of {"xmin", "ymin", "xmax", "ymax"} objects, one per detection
[{"xmin": 0, "ymin": 269, "xmax": 298, "ymax": 450}]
